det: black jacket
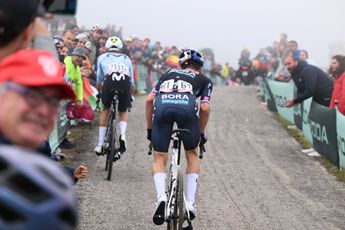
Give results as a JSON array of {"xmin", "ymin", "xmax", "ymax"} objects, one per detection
[{"xmin": 291, "ymin": 61, "xmax": 334, "ymax": 106}]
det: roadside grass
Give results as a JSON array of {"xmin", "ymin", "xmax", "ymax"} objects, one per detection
[{"xmin": 273, "ymin": 113, "xmax": 345, "ymax": 184}]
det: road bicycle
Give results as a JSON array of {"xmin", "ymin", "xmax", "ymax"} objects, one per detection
[
  {"xmin": 148, "ymin": 129, "xmax": 205, "ymax": 230},
  {"xmin": 97, "ymin": 90, "xmax": 132, "ymax": 181}
]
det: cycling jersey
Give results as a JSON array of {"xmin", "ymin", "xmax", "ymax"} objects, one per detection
[
  {"xmin": 152, "ymin": 68, "xmax": 212, "ymax": 103},
  {"xmin": 96, "ymin": 52, "xmax": 134, "ymax": 110},
  {"xmin": 96, "ymin": 52, "xmax": 134, "ymax": 86},
  {"xmin": 151, "ymin": 69, "xmax": 213, "ymax": 152}
]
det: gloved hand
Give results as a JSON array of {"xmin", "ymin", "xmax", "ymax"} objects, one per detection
[
  {"xmin": 200, "ymin": 133, "xmax": 207, "ymax": 145},
  {"xmin": 147, "ymin": 129, "xmax": 152, "ymax": 141}
]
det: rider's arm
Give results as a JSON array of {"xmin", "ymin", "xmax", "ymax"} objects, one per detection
[
  {"xmin": 199, "ymin": 78, "xmax": 213, "ymax": 133},
  {"xmin": 96, "ymin": 57, "xmax": 104, "ymax": 89},
  {"xmin": 199, "ymin": 102, "xmax": 210, "ymax": 134},
  {"xmin": 146, "ymin": 92, "xmax": 155, "ymax": 129},
  {"xmin": 128, "ymin": 60, "xmax": 135, "ymax": 87}
]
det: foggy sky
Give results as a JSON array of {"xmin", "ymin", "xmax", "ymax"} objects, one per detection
[{"xmin": 76, "ymin": 0, "xmax": 345, "ymax": 68}]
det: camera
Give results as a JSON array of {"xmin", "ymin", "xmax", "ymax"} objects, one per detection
[{"xmin": 41, "ymin": 0, "xmax": 77, "ymax": 15}]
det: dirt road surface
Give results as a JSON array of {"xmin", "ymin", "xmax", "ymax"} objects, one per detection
[{"xmin": 74, "ymin": 86, "xmax": 345, "ymax": 230}]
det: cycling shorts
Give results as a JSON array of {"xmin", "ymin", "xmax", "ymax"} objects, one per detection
[
  {"xmin": 152, "ymin": 93, "xmax": 200, "ymax": 152},
  {"xmin": 101, "ymin": 75, "xmax": 131, "ymax": 112}
]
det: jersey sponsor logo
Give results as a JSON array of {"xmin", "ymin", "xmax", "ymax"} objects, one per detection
[
  {"xmin": 162, "ymin": 99, "xmax": 188, "ymax": 105},
  {"xmin": 162, "ymin": 94, "xmax": 189, "ymax": 100},
  {"xmin": 161, "ymin": 94, "xmax": 189, "ymax": 105}
]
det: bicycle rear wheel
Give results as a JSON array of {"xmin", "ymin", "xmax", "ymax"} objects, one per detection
[
  {"xmin": 106, "ymin": 118, "xmax": 115, "ymax": 181},
  {"xmin": 104, "ymin": 112, "xmax": 114, "ymax": 171},
  {"xmin": 177, "ymin": 173, "xmax": 184, "ymax": 229}
]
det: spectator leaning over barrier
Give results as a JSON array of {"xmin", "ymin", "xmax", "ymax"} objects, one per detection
[
  {"xmin": 329, "ymin": 55, "xmax": 345, "ymax": 115},
  {"xmin": 0, "ymin": 49, "xmax": 88, "ymax": 181},
  {"xmin": 284, "ymin": 54, "xmax": 334, "ymax": 107},
  {"xmin": 64, "ymin": 47, "xmax": 88, "ymax": 105}
]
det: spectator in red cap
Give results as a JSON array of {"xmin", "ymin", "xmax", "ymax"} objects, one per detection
[{"xmin": 0, "ymin": 49, "xmax": 88, "ymax": 180}]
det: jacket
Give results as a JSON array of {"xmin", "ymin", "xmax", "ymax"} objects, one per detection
[
  {"xmin": 330, "ymin": 72, "xmax": 345, "ymax": 115},
  {"xmin": 64, "ymin": 56, "xmax": 83, "ymax": 101},
  {"xmin": 291, "ymin": 61, "xmax": 334, "ymax": 106}
]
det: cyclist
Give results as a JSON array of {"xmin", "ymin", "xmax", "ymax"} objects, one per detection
[
  {"xmin": 94, "ymin": 36, "xmax": 134, "ymax": 160},
  {"xmin": 146, "ymin": 49, "xmax": 213, "ymax": 225}
]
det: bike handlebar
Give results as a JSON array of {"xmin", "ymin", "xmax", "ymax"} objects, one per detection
[
  {"xmin": 148, "ymin": 143, "xmax": 152, "ymax": 155},
  {"xmin": 199, "ymin": 143, "xmax": 206, "ymax": 159}
]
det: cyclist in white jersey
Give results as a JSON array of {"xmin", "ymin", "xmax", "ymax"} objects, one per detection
[{"xmin": 94, "ymin": 36, "xmax": 134, "ymax": 158}]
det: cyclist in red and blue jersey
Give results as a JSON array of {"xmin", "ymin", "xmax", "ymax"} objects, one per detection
[
  {"xmin": 94, "ymin": 36, "xmax": 134, "ymax": 159},
  {"xmin": 146, "ymin": 49, "xmax": 213, "ymax": 225}
]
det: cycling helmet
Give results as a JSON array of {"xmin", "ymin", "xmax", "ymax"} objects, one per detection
[
  {"xmin": 91, "ymin": 24, "xmax": 104, "ymax": 32},
  {"xmin": 105, "ymin": 36, "xmax": 123, "ymax": 51},
  {"xmin": 0, "ymin": 145, "xmax": 78, "ymax": 230},
  {"xmin": 178, "ymin": 49, "xmax": 204, "ymax": 68}
]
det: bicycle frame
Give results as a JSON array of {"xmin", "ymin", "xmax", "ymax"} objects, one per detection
[{"xmin": 165, "ymin": 129, "xmax": 192, "ymax": 229}]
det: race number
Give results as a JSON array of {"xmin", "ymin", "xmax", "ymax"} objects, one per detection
[
  {"xmin": 159, "ymin": 79, "xmax": 193, "ymax": 93},
  {"xmin": 107, "ymin": 63, "xmax": 129, "ymax": 76}
]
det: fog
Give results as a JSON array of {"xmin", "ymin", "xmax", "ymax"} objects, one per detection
[{"xmin": 76, "ymin": 0, "xmax": 345, "ymax": 68}]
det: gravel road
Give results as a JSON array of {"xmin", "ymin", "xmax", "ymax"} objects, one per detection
[{"xmin": 74, "ymin": 86, "xmax": 345, "ymax": 230}]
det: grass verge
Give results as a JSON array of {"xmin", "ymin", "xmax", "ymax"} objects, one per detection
[{"xmin": 273, "ymin": 113, "xmax": 345, "ymax": 184}]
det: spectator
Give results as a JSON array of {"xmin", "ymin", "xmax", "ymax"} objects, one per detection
[
  {"xmin": 64, "ymin": 47, "xmax": 88, "ymax": 105},
  {"xmin": 329, "ymin": 55, "xmax": 345, "ymax": 115},
  {"xmin": 0, "ymin": 49, "xmax": 88, "ymax": 181},
  {"xmin": 280, "ymin": 33, "xmax": 288, "ymax": 47},
  {"xmin": 288, "ymin": 40, "xmax": 301, "ymax": 59},
  {"xmin": 88, "ymin": 24, "xmax": 104, "ymax": 67},
  {"xmin": 284, "ymin": 54, "xmax": 334, "ymax": 107},
  {"xmin": 62, "ymin": 29, "xmax": 75, "ymax": 53},
  {"xmin": 53, "ymin": 35, "xmax": 66, "ymax": 63},
  {"xmin": 300, "ymin": 49, "xmax": 316, "ymax": 65},
  {"xmin": 67, "ymin": 24, "xmax": 80, "ymax": 35}
]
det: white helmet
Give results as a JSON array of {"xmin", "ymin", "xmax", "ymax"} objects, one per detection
[{"xmin": 105, "ymin": 36, "xmax": 123, "ymax": 51}]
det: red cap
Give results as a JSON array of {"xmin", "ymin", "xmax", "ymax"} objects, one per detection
[{"xmin": 0, "ymin": 49, "xmax": 75, "ymax": 100}]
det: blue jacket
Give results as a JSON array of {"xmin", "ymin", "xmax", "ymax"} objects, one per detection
[
  {"xmin": 291, "ymin": 61, "xmax": 334, "ymax": 106},
  {"xmin": 0, "ymin": 134, "xmax": 76, "ymax": 182}
]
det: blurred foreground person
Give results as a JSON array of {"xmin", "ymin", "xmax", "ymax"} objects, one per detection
[
  {"xmin": 0, "ymin": 49, "xmax": 88, "ymax": 181},
  {"xmin": 0, "ymin": 145, "xmax": 78, "ymax": 230}
]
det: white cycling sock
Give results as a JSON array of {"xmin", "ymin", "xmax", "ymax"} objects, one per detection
[
  {"xmin": 118, "ymin": 121, "xmax": 127, "ymax": 136},
  {"xmin": 186, "ymin": 173, "xmax": 199, "ymax": 203},
  {"xmin": 98, "ymin": 126, "xmax": 107, "ymax": 146},
  {"xmin": 154, "ymin": 172, "xmax": 166, "ymax": 199}
]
